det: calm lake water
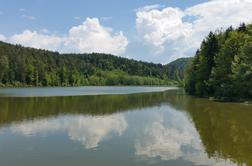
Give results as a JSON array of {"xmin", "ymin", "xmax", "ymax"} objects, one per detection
[
  {"xmin": 0, "ymin": 86, "xmax": 176, "ymax": 97},
  {"xmin": 0, "ymin": 86, "xmax": 252, "ymax": 166}
]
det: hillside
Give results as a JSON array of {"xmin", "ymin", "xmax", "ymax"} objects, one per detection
[
  {"xmin": 185, "ymin": 23, "xmax": 252, "ymax": 100},
  {"xmin": 0, "ymin": 41, "xmax": 183, "ymax": 87},
  {"xmin": 165, "ymin": 57, "xmax": 193, "ymax": 82}
]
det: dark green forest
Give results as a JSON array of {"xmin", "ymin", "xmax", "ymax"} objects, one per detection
[
  {"xmin": 185, "ymin": 23, "xmax": 252, "ymax": 100},
  {"xmin": 0, "ymin": 41, "xmax": 190, "ymax": 87}
]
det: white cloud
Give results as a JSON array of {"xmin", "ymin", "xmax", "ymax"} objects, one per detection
[
  {"xmin": 63, "ymin": 17, "xmax": 128, "ymax": 55},
  {"xmin": 9, "ymin": 30, "xmax": 63, "ymax": 50},
  {"xmin": 7, "ymin": 17, "xmax": 128, "ymax": 55},
  {"xmin": 0, "ymin": 34, "xmax": 6, "ymax": 41},
  {"xmin": 186, "ymin": 0, "xmax": 252, "ymax": 33},
  {"xmin": 10, "ymin": 114, "xmax": 127, "ymax": 149},
  {"xmin": 136, "ymin": 7, "xmax": 192, "ymax": 53},
  {"xmin": 136, "ymin": 0, "xmax": 252, "ymax": 62},
  {"xmin": 2, "ymin": 1, "xmax": 252, "ymax": 63}
]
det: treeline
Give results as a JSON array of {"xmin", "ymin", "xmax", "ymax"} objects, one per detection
[
  {"xmin": 185, "ymin": 23, "xmax": 252, "ymax": 100},
  {"xmin": 0, "ymin": 41, "xmax": 179, "ymax": 87}
]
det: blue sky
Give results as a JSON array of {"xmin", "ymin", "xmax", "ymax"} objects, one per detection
[
  {"xmin": 0, "ymin": 0, "xmax": 207, "ymax": 35},
  {"xmin": 0, "ymin": 0, "xmax": 252, "ymax": 63}
]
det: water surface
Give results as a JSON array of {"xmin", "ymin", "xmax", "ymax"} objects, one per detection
[
  {"xmin": 0, "ymin": 87, "xmax": 251, "ymax": 166},
  {"xmin": 0, "ymin": 86, "xmax": 176, "ymax": 97}
]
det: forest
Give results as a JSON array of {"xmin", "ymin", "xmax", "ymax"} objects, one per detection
[
  {"xmin": 185, "ymin": 23, "xmax": 252, "ymax": 100},
  {"xmin": 0, "ymin": 41, "xmax": 189, "ymax": 87}
]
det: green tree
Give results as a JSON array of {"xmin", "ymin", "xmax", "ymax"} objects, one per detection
[
  {"xmin": 210, "ymin": 32, "xmax": 245, "ymax": 97},
  {"xmin": 26, "ymin": 64, "xmax": 34, "ymax": 85},
  {"xmin": 0, "ymin": 55, "xmax": 9, "ymax": 83},
  {"xmin": 232, "ymin": 39, "xmax": 252, "ymax": 98},
  {"xmin": 185, "ymin": 23, "xmax": 252, "ymax": 100}
]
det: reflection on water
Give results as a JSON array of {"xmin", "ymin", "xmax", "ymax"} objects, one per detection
[
  {"xmin": 133, "ymin": 108, "xmax": 237, "ymax": 166},
  {"xmin": 185, "ymin": 97, "xmax": 252, "ymax": 166},
  {"xmin": 10, "ymin": 114, "xmax": 127, "ymax": 149},
  {"xmin": 0, "ymin": 88, "xmax": 252, "ymax": 166},
  {"xmin": 0, "ymin": 92, "xmax": 172, "ymax": 125},
  {"xmin": 134, "ymin": 107, "xmax": 201, "ymax": 161}
]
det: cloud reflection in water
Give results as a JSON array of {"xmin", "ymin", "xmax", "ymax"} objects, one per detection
[
  {"xmin": 134, "ymin": 107, "xmax": 236, "ymax": 166},
  {"xmin": 10, "ymin": 114, "xmax": 127, "ymax": 149}
]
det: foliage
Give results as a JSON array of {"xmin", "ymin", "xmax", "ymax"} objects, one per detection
[
  {"xmin": 185, "ymin": 23, "xmax": 252, "ymax": 99},
  {"xmin": 165, "ymin": 57, "xmax": 193, "ymax": 82},
  {"xmin": 0, "ymin": 41, "xmax": 181, "ymax": 86}
]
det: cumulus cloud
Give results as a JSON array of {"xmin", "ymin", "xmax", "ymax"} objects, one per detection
[
  {"xmin": 7, "ymin": 17, "xmax": 128, "ymax": 55},
  {"xmin": 136, "ymin": 0, "xmax": 252, "ymax": 62},
  {"xmin": 9, "ymin": 30, "xmax": 63, "ymax": 50},
  {"xmin": 136, "ymin": 7, "xmax": 192, "ymax": 53},
  {"xmin": 2, "ymin": 1, "xmax": 252, "ymax": 62},
  {"xmin": 0, "ymin": 34, "xmax": 6, "ymax": 41},
  {"xmin": 10, "ymin": 114, "xmax": 128, "ymax": 149},
  {"xmin": 63, "ymin": 18, "xmax": 128, "ymax": 54}
]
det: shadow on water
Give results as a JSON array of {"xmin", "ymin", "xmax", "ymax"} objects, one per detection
[{"xmin": 0, "ymin": 89, "xmax": 252, "ymax": 165}]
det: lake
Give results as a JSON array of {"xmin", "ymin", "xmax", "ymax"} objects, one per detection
[{"xmin": 0, "ymin": 86, "xmax": 251, "ymax": 166}]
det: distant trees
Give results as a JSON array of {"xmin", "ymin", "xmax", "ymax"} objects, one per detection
[
  {"xmin": 185, "ymin": 23, "xmax": 252, "ymax": 99},
  {"xmin": 165, "ymin": 57, "xmax": 192, "ymax": 82},
  {"xmin": 0, "ymin": 41, "xmax": 180, "ymax": 87}
]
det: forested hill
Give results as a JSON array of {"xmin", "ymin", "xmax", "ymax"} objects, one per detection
[
  {"xmin": 185, "ymin": 23, "xmax": 252, "ymax": 100},
  {"xmin": 165, "ymin": 57, "xmax": 193, "ymax": 82},
  {"xmin": 0, "ymin": 41, "xmax": 186, "ymax": 87}
]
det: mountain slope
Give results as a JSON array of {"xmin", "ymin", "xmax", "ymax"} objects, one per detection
[
  {"xmin": 165, "ymin": 57, "xmax": 193, "ymax": 82},
  {"xmin": 0, "ymin": 41, "xmax": 179, "ymax": 86}
]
